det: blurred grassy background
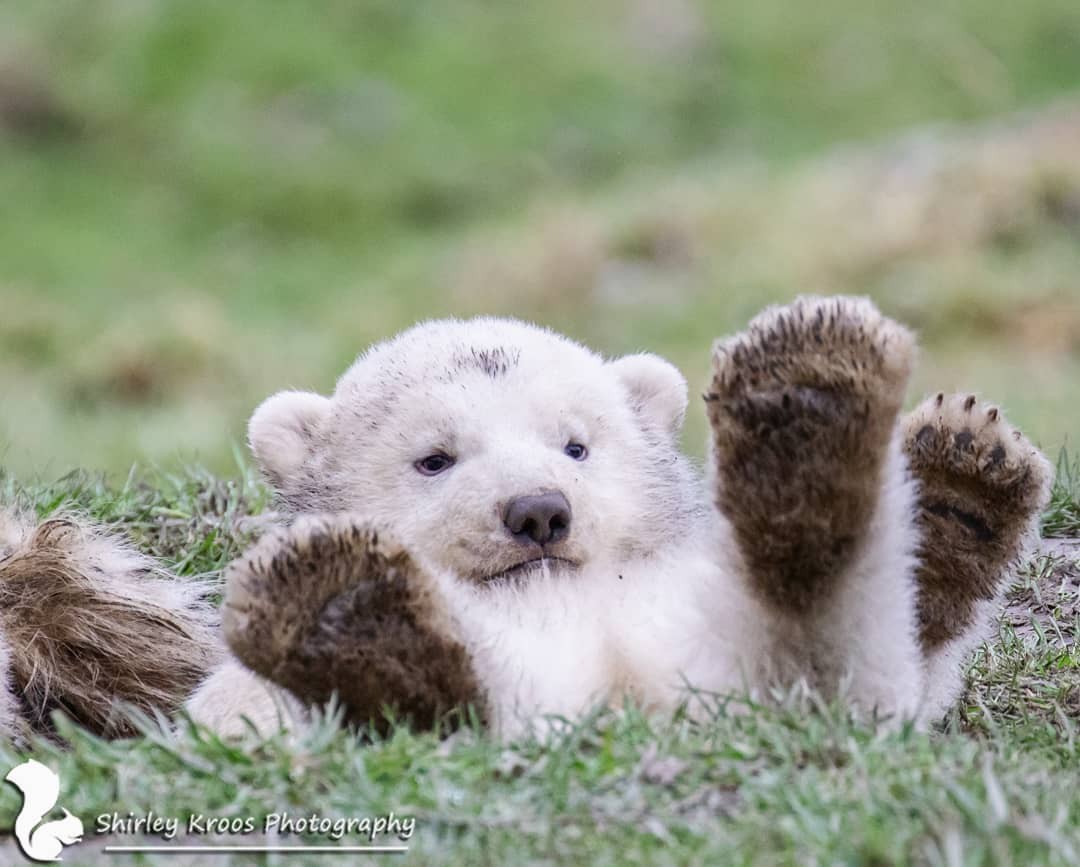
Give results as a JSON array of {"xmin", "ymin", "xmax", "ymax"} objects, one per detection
[{"xmin": 1, "ymin": 0, "xmax": 1079, "ymax": 477}]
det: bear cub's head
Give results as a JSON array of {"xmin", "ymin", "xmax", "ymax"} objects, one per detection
[{"xmin": 249, "ymin": 318, "xmax": 700, "ymax": 583}]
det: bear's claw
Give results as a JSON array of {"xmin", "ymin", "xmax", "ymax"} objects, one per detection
[
  {"xmin": 902, "ymin": 393, "xmax": 1053, "ymax": 650},
  {"xmin": 223, "ymin": 514, "xmax": 482, "ymax": 733}
]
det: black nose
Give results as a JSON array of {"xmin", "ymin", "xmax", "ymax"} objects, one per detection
[{"xmin": 503, "ymin": 492, "xmax": 571, "ymax": 546}]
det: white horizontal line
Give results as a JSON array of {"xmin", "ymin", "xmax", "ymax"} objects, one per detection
[{"xmin": 104, "ymin": 844, "xmax": 409, "ymax": 853}]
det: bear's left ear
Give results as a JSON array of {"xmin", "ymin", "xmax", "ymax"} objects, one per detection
[
  {"xmin": 248, "ymin": 390, "xmax": 333, "ymax": 487},
  {"xmin": 609, "ymin": 353, "xmax": 688, "ymax": 436}
]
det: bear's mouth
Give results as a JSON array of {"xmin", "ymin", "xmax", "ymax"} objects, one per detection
[{"xmin": 481, "ymin": 556, "xmax": 579, "ymax": 584}]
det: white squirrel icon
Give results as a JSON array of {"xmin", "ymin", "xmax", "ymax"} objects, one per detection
[{"xmin": 5, "ymin": 759, "xmax": 84, "ymax": 862}]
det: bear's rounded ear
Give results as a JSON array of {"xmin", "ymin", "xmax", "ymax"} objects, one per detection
[
  {"xmin": 248, "ymin": 390, "xmax": 332, "ymax": 485},
  {"xmin": 609, "ymin": 353, "xmax": 688, "ymax": 436}
]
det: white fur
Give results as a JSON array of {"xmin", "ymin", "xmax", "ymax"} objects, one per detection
[
  {"xmin": 441, "ymin": 436, "xmax": 925, "ymax": 738},
  {"xmin": 608, "ymin": 353, "xmax": 688, "ymax": 436},
  {"xmin": 186, "ymin": 659, "xmax": 306, "ymax": 737},
  {"xmin": 0, "ymin": 629, "xmax": 19, "ymax": 739},
  {"xmin": 249, "ymin": 390, "xmax": 333, "ymax": 486},
  {"xmin": 0, "ymin": 512, "xmax": 24, "ymax": 737},
  {"xmin": 194, "ymin": 317, "xmax": 974, "ymax": 737}
]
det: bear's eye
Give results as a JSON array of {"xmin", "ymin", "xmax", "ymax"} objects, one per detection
[
  {"xmin": 415, "ymin": 453, "xmax": 455, "ymax": 476},
  {"xmin": 564, "ymin": 442, "xmax": 588, "ymax": 461}
]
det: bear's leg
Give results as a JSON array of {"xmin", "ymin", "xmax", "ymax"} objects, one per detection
[
  {"xmin": 185, "ymin": 659, "xmax": 308, "ymax": 738},
  {"xmin": 902, "ymin": 393, "xmax": 1052, "ymax": 718},
  {"xmin": 222, "ymin": 515, "xmax": 483, "ymax": 735},
  {"xmin": 707, "ymin": 296, "xmax": 923, "ymax": 714}
]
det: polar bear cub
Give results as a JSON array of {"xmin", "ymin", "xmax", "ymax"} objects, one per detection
[{"xmin": 187, "ymin": 296, "xmax": 1052, "ymax": 738}]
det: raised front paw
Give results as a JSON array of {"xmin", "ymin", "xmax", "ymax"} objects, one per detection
[
  {"xmin": 903, "ymin": 393, "xmax": 1053, "ymax": 649},
  {"xmin": 223, "ymin": 514, "xmax": 482, "ymax": 733},
  {"xmin": 706, "ymin": 296, "xmax": 916, "ymax": 611},
  {"xmin": 709, "ymin": 295, "xmax": 915, "ymax": 431}
]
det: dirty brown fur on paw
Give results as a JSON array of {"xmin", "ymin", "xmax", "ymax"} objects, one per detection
[
  {"xmin": 223, "ymin": 515, "xmax": 482, "ymax": 735},
  {"xmin": 0, "ymin": 511, "xmax": 221, "ymax": 738},
  {"xmin": 707, "ymin": 296, "xmax": 915, "ymax": 612},
  {"xmin": 903, "ymin": 393, "xmax": 1053, "ymax": 651}
]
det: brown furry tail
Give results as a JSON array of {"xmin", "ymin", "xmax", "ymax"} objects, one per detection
[{"xmin": 0, "ymin": 507, "xmax": 222, "ymax": 738}]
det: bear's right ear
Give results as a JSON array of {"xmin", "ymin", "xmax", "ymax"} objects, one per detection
[
  {"xmin": 609, "ymin": 353, "xmax": 688, "ymax": 437},
  {"xmin": 248, "ymin": 391, "xmax": 332, "ymax": 485}
]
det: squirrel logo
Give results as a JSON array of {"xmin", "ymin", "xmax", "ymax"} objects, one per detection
[{"xmin": 5, "ymin": 759, "xmax": 83, "ymax": 862}]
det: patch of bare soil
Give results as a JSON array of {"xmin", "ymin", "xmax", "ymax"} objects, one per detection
[{"xmin": 1004, "ymin": 539, "xmax": 1080, "ymax": 645}]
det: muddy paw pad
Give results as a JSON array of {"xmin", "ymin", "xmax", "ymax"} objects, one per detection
[
  {"xmin": 223, "ymin": 515, "xmax": 481, "ymax": 732},
  {"xmin": 707, "ymin": 296, "xmax": 916, "ymax": 612},
  {"xmin": 902, "ymin": 393, "xmax": 1053, "ymax": 649}
]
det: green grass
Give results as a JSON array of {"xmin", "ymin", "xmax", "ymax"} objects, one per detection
[
  {"xmin": 2, "ymin": 695, "xmax": 1079, "ymax": 865},
  {"xmin": 1044, "ymin": 451, "xmax": 1080, "ymax": 537},
  {"xmin": 0, "ymin": 460, "xmax": 267, "ymax": 577},
  {"xmin": 0, "ymin": 468, "xmax": 1078, "ymax": 865}
]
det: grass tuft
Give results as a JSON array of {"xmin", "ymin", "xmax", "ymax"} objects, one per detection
[
  {"xmin": 0, "ymin": 465, "xmax": 1077, "ymax": 864},
  {"xmin": 1044, "ymin": 448, "xmax": 1080, "ymax": 538}
]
